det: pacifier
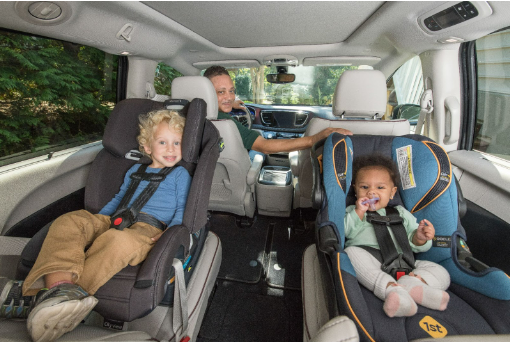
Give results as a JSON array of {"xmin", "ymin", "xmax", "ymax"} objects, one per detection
[{"xmin": 362, "ymin": 197, "xmax": 380, "ymax": 211}]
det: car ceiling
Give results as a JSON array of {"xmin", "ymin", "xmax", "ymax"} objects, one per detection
[{"xmin": 0, "ymin": 1, "xmax": 509, "ymax": 76}]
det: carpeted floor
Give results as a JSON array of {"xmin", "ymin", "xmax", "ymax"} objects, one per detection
[
  {"xmin": 209, "ymin": 213, "xmax": 270, "ymax": 283},
  {"xmin": 198, "ymin": 210, "xmax": 317, "ymax": 341}
]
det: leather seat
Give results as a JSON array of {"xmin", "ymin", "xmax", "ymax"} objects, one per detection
[
  {"xmin": 171, "ymin": 76, "xmax": 263, "ymax": 218},
  {"xmin": 291, "ymin": 69, "xmax": 410, "ymax": 209}
]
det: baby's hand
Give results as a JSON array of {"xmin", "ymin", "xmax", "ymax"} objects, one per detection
[
  {"xmin": 414, "ymin": 219, "xmax": 435, "ymax": 245},
  {"xmin": 355, "ymin": 197, "xmax": 370, "ymax": 219}
]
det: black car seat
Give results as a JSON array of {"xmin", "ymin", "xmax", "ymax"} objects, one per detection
[
  {"xmin": 12, "ymin": 97, "xmax": 222, "ymax": 341},
  {"xmin": 302, "ymin": 132, "xmax": 510, "ymax": 341}
]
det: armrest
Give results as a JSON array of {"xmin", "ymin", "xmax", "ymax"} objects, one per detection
[
  {"xmin": 247, "ymin": 154, "xmax": 263, "ymax": 186},
  {"xmin": 135, "ymin": 225, "xmax": 190, "ymax": 289}
]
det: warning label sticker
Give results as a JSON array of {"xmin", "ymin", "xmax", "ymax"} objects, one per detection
[{"xmin": 396, "ymin": 145, "xmax": 416, "ymax": 190}]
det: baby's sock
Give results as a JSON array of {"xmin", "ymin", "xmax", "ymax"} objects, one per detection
[
  {"xmin": 398, "ymin": 275, "xmax": 449, "ymax": 311},
  {"xmin": 383, "ymin": 285, "xmax": 417, "ymax": 318}
]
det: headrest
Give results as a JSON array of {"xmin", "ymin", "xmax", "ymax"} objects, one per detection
[
  {"xmin": 332, "ymin": 70, "xmax": 387, "ymax": 118},
  {"xmin": 103, "ymin": 99, "xmax": 163, "ymax": 158},
  {"xmin": 171, "ymin": 76, "xmax": 218, "ymax": 120},
  {"xmin": 102, "ymin": 98, "xmax": 207, "ymax": 171}
]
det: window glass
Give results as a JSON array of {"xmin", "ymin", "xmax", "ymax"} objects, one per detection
[
  {"xmin": 386, "ymin": 56, "xmax": 424, "ymax": 131},
  {"xmin": 154, "ymin": 63, "xmax": 182, "ymax": 96},
  {"xmin": 473, "ymin": 29, "xmax": 510, "ymax": 161},
  {"xmin": 0, "ymin": 29, "xmax": 118, "ymax": 166},
  {"xmin": 202, "ymin": 65, "xmax": 364, "ymax": 106}
]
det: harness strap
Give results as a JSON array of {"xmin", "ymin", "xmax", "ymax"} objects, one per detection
[
  {"xmin": 366, "ymin": 206, "xmax": 415, "ymax": 279},
  {"xmin": 111, "ymin": 164, "xmax": 176, "ymax": 231}
]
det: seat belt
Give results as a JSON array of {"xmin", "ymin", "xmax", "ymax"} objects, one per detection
[
  {"xmin": 110, "ymin": 164, "xmax": 175, "ymax": 231},
  {"xmin": 365, "ymin": 207, "xmax": 415, "ymax": 280},
  {"xmin": 415, "ymin": 89, "xmax": 434, "ymax": 136}
]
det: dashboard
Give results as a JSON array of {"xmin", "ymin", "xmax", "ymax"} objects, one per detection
[{"xmin": 229, "ymin": 104, "xmax": 337, "ymax": 139}]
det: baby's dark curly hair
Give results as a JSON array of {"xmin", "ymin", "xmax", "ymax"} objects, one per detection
[{"xmin": 352, "ymin": 154, "xmax": 401, "ymax": 187}]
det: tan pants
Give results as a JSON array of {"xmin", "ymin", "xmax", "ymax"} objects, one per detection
[{"xmin": 22, "ymin": 210, "xmax": 161, "ymax": 296}]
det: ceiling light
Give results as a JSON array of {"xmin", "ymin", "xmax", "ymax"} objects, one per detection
[{"xmin": 438, "ymin": 37, "xmax": 464, "ymax": 44}]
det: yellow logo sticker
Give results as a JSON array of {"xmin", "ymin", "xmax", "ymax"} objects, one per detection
[{"xmin": 420, "ymin": 316, "xmax": 448, "ymax": 338}]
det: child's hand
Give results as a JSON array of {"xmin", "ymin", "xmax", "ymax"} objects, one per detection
[
  {"xmin": 151, "ymin": 231, "xmax": 164, "ymax": 242},
  {"xmin": 355, "ymin": 197, "xmax": 370, "ymax": 219},
  {"xmin": 413, "ymin": 219, "xmax": 435, "ymax": 246}
]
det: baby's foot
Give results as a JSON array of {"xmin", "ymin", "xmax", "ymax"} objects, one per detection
[
  {"xmin": 398, "ymin": 275, "xmax": 449, "ymax": 311},
  {"xmin": 383, "ymin": 285, "xmax": 417, "ymax": 317}
]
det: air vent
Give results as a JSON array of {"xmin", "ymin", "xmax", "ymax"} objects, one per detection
[
  {"xmin": 261, "ymin": 111, "xmax": 274, "ymax": 126},
  {"xmin": 295, "ymin": 112, "xmax": 308, "ymax": 126}
]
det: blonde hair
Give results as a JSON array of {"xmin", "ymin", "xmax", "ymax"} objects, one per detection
[{"xmin": 137, "ymin": 109, "xmax": 186, "ymax": 156}]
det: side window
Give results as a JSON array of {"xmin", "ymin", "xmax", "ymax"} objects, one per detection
[
  {"xmin": 386, "ymin": 56, "xmax": 424, "ymax": 132},
  {"xmin": 473, "ymin": 29, "xmax": 510, "ymax": 161},
  {"xmin": 0, "ymin": 29, "xmax": 118, "ymax": 167},
  {"xmin": 154, "ymin": 63, "xmax": 182, "ymax": 96}
]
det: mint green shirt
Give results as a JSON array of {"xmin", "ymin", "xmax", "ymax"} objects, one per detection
[
  {"xmin": 217, "ymin": 111, "xmax": 261, "ymax": 150},
  {"xmin": 344, "ymin": 205, "xmax": 431, "ymax": 253}
]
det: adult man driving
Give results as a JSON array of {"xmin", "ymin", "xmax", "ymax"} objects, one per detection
[{"xmin": 204, "ymin": 66, "xmax": 353, "ymax": 156}]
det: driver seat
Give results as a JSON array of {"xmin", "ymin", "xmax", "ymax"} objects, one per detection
[
  {"xmin": 291, "ymin": 69, "xmax": 410, "ymax": 209},
  {"xmin": 171, "ymin": 76, "xmax": 263, "ymax": 218}
]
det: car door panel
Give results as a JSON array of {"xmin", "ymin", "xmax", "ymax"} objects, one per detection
[
  {"xmin": 450, "ymin": 150, "xmax": 510, "ymax": 273},
  {"xmin": 0, "ymin": 143, "xmax": 102, "ymax": 237}
]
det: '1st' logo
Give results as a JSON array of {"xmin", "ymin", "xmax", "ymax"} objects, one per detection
[{"xmin": 419, "ymin": 316, "xmax": 448, "ymax": 338}]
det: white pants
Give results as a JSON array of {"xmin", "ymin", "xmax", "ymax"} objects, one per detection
[{"xmin": 345, "ymin": 246, "xmax": 450, "ymax": 301}]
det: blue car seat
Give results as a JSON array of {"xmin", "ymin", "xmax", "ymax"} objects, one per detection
[{"xmin": 311, "ymin": 132, "xmax": 509, "ymax": 341}]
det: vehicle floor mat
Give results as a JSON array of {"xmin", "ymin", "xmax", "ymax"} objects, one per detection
[
  {"xmin": 210, "ymin": 213, "xmax": 270, "ymax": 283},
  {"xmin": 198, "ymin": 280, "xmax": 302, "ymax": 342},
  {"xmin": 266, "ymin": 219, "xmax": 316, "ymax": 289}
]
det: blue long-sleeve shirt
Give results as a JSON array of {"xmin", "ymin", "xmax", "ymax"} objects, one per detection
[{"xmin": 99, "ymin": 164, "xmax": 192, "ymax": 228}]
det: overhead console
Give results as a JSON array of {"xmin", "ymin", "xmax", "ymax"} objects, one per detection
[{"xmin": 418, "ymin": 1, "xmax": 492, "ymax": 33}]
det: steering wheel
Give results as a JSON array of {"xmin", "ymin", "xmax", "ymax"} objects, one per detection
[{"xmin": 239, "ymin": 105, "xmax": 252, "ymax": 129}]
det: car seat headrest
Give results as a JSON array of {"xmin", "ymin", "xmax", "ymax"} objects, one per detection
[
  {"xmin": 102, "ymin": 98, "xmax": 206, "ymax": 169},
  {"xmin": 171, "ymin": 76, "xmax": 218, "ymax": 120},
  {"xmin": 332, "ymin": 70, "xmax": 387, "ymax": 119},
  {"xmin": 102, "ymin": 99, "xmax": 163, "ymax": 158}
]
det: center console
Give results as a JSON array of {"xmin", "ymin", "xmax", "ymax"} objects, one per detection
[{"xmin": 256, "ymin": 166, "xmax": 293, "ymax": 217}]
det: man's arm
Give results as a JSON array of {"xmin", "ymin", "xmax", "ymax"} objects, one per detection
[{"xmin": 251, "ymin": 127, "xmax": 353, "ymax": 154}]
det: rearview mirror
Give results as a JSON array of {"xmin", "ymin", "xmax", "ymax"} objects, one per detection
[{"xmin": 266, "ymin": 73, "xmax": 295, "ymax": 84}]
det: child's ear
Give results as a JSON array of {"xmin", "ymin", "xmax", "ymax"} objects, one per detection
[
  {"xmin": 390, "ymin": 186, "xmax": 398, "ymax": 199},
  {"xmin": 143, "ymin": 145, "xmax": 152, "ymax": 155}
]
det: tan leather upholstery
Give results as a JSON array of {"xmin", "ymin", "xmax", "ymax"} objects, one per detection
[
  {"xmin": 291, "ymin": 70, "xmax": 410, "ymax": 208},
  {"xmin": 171, "ymin": 76, "xmax": 262, "ymax": 217}
]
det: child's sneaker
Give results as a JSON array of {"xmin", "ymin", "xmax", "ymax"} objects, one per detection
[
  {"xmin": 27, "ymin": 283, "xmax": 98, "ymax": 342},
  {"xmin": 0, "ymin": 278, "xmax": 36, "ymax": 319}
]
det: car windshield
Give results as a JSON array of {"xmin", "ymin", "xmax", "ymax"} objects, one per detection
[{"xmin": 208, "ymin": 65, "xmax": 371, "ymax": 106}]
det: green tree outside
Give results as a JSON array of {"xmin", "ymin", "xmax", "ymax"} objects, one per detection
[{"xmin": 0, "ymin": 30, "xmax": 118, "ymax": 162}]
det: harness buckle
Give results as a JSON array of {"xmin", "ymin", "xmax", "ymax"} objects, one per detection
[
  {"xmin": 381, "ymin": 254, "xmax": 414, "ymax": 280},
  {"xmin": 110, "ymin": 208, "xmax": 136, "ymax": 231}
]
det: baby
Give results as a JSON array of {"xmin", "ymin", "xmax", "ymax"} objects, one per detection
[{"xmin": 344, "ymin": 154, "xmax": 450, "ymax": 317}]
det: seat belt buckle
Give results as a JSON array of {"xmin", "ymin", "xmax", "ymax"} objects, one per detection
[
  {"xmin": 396, "ymin": 271, "xmax": 406, "ymax": 280},
  {"xmin": 180, "ymin": 335, "xmax": 190, "ymax": 342}
]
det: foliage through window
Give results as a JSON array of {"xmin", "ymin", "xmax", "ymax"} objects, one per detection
[
  {"xmin": 473, "ymin": 28, "xmax": 510, "ymax": 161},
  {"xmin": 154, "ymin": 63, "xmax": 182, "ymax": 96},
  {"xmin": 0, "ymin": 29, "xmax": 118, "ymax": 166}
]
